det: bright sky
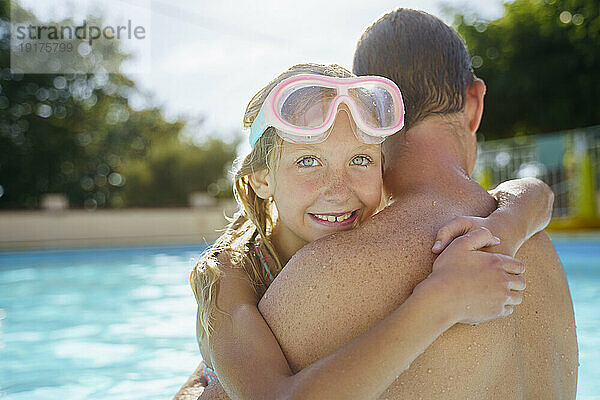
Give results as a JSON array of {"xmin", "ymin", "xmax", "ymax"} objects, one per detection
[{"xmin": 18, "ymin": 0, "xmax": 508, "ymax": 144}]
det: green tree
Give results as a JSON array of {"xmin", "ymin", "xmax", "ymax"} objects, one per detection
[
  {"xmin": 453, "ymin": 0, "xmax": 600, "ymax": 139},
  {"xmin": 0, "ymin": 2, "xmax": 238, "ymax": 209},
  {"xmin": 119, "ymin": 136, "xmax": 238, "ymax": 207}
]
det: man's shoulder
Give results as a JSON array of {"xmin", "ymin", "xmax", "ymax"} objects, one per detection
[
  {"xmin": 516, "ymin": 231, "xmax": 566, "ymax": 285},
  {"xmin": 517, "ymin": 231, "xmax": 558, "ymax": 257},
  {"xmin": 504, "ymin": 231, "xmax": 572, "ymax": 330},
  {"xmin": 514, "ymin": 230, "xmax": 573, "ymax": 324}
]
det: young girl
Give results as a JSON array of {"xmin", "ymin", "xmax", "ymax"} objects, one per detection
[{"xmin": 187, "ymin": 63, "xmax": 551, "ymax": 400}]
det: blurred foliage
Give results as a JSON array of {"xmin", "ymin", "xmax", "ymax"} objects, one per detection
[
  {"xmin": 0, "ymin": 2, "xmax": 238, "ymax": 209},
  {"xmin": 452, "ymin": 0, "xmax": 600, "ymax": 139},
  {"xmin": 120, "ymin": 137, "xmax": 238, "ymax": 207}
]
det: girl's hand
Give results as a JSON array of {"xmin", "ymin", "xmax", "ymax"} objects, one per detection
[
  {"xmin": 421, "ymin": 227, "xmax": 526, "ymax": 326},
  {"xmin": 432, "ymin": 178, "xmax": 555, "ymax": 257},
  {"xmin": 431, "ymin": 215, "xmax": 491, "ymax": 254}
]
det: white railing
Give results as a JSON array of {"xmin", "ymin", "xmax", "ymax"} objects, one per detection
[{"xmin": 475, "ymin": 126, "xmax": 600, "ymax": 221}]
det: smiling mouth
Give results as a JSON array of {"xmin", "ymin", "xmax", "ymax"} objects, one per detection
[{"xmin": 309, "ymin": 210, "xmax": 358, "ymax": 224}]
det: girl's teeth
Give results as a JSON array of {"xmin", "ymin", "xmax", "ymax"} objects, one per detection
[{"xmin": 315, "ymin": 212, "xmax": 353, "ymax": 222}]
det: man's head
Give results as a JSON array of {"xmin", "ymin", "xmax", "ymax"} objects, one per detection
[{"xmin": 353, "ymin": 9, "xmax": 486, "ymax": 175}]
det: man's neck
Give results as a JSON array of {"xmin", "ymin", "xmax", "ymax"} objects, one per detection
[{"xmin": 383, "ymin": 119, "xmax": 476, "ymax": 199}]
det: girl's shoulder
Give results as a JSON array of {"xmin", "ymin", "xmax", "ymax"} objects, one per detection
[
  {"xmin": 193, "ymin": 245, "xmax": 255, "ymax": 291},
  {"xmin": 215, "ymin": 254, "xmax": 259, "ymax": 303}
]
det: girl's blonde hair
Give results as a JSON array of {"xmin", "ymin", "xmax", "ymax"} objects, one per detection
[{"xmin": 191, "ymin": 63, "xmax": 354, "ymax": 344}]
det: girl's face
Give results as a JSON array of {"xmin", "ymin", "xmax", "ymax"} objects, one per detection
[{"xmin": 264, "ymin": 107, "xmax": 383, "ymax": 254}]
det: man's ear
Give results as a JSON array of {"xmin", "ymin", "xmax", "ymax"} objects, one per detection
[
  {"xmin": 464, "ymin": 78, "xmax": 486, "ymax": 134},
  {"xmin": 248, "ymin": 169, "xmax": 274, "ymax": 199}
]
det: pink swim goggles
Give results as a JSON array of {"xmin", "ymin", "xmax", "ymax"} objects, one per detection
[{"xmin": 249, "ymin": 74, "xmax": 405, "ymax": 147}]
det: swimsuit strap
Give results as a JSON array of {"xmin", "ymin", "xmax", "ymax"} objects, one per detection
[
  {"xmin": 248, "ymin": 229, "xmax": 275, "ymax": 283},
  {"xmin": 254, "ymin": 240, "xmax": 274, "ymax": 282},
  {"xmin": 202, "ymin": 360, "xmax": 217, "ymax": 384}
]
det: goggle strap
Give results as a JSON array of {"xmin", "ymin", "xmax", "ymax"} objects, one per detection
[{"xmin": 249, "ymin": 109, "xmax": 265, "ymax": 147}]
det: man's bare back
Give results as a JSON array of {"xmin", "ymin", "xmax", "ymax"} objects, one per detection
[{"xmin": 258, "ymin": 181, "xmax": 577, "ymax": 399}]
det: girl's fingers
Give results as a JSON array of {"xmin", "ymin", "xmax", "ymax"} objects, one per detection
[
  {"xmin": 497, "ymin": 255, "xmax": 526, "ymax": 275},
  {"xmin": 506, "ymin": 274, "xmax": 527, "ymax": 291},
  {"xmin": 505, "ymin": 291, "xmax": 523, "ymax": 306},
  {"xmin": 453, "ymin": 227, "xmax": 500, "ymax": 251},
  {"xmin": 502, "ymin": 305, "xmax": 515, "ymax": 316},
  {"xmin": 432, "ymin": 216, "xmax": 474, "ymax": 253}
]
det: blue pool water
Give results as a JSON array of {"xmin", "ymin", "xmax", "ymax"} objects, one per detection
[
  {"xmin": 0, "ymin": 236, "xmax": 598, "ymax": 399},
  {"xmin": 0, "ymin": 245, "xmax": 204, "ymax": 399}
]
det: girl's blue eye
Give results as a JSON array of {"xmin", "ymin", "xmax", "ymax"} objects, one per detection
[
  {"xmin": 297, "ymin": 156, "xmax": 320, "ymax": 167},
  {"xmin": 351, "ymin": 155, "xmax": 372, "ymax": 166}
]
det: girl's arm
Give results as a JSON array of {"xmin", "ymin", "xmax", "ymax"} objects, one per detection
[
  {"xmin": 433, "ymin": 177, "xmax": 554, "ymax": 256},
  {"xmin": 204, "ymin": 229, "xmax": 524, "ymax": 400}
]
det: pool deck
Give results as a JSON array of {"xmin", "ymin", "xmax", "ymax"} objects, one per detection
[
  {"xmin": 0, "ymin": 202, "xmax": 237, "ymax": 249},
  {"xmin": 1, "ymin": 203, "xmax": 598, "ymax": 250}
]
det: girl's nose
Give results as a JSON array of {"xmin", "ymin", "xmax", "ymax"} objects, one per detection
[{"xmin": 321, "ymin": 169, "xmax": 351, "ymax": 203}]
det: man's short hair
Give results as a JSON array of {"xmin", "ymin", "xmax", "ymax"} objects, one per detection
[{"xmin": 353, "ymin": 9, "xmax": 475, "ymax": 131}]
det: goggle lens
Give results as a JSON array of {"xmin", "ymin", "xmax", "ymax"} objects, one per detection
[
  {"xmin": 348, "ymin": 85, "xmax": 397, "ymax": 129},
  {"xmin": 278, "ymin": 84, "xmax": 337, "ymax": 128}
]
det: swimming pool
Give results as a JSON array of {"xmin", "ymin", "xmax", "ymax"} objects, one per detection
[
  {"xmin": 0, "ymin": 245, "xmax": 204, "ymax": 399},
  {"xmin": 0, "ymin": 236, "xmax": 598, "ymax": 399}
]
